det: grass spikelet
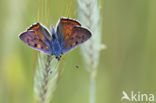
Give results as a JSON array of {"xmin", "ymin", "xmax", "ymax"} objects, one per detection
[
  {"xmin": 77, "ymin": 0, "xmax": 106, "ymax": 103},
  {"xmin": 34, "ymin": 53, "xmax": 62, "ymax": 103}
]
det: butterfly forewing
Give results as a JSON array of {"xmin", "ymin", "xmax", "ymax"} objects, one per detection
[
  {"xmin": 28, "ymin": 23, "xmax": 52, "ymax": 41},
  {"xmin": 62, "ymin": 26, "xmax": 91, "ymax": 53},
  {"xmin": 56, "ymin": 18, "xmax": 81, "ymax": 46},
  {"xmin": 56, "ymin": 18, "xmax": 91, "ymax": 53},
  {"xmin": 19, "ymin": 23, "xmax": 52, "ymax": 55}
]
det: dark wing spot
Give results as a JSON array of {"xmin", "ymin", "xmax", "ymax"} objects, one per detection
[
  {"xmin": 34, "ymin": 44, "xmax": 37, "ymax": 47},
  {"xmin": 39, "ymin": 39, "xmax": 42, "ymax": 42},
  {"xmin": 75, "ymin": 41, "xmax": 78, "ymax": 45},
  {"xmin": 41, "ymin": 46, "xmax": 43, "ymax": 49}
]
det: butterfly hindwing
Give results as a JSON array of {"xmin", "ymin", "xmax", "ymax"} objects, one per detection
[
  {"xmin": 62, "ymin": 26, "xmax": 91, "ymax": 53},
  {"xmin": 19, "ymin": 23, "xmax": 52, "ymax": 55}
]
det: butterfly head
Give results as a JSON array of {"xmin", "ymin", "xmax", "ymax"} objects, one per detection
[
  {"xmin": 51, "ymin": 44, "xmax": 62, "ymax": 61},
  {"xmin": 52, "ymin": 47, "xmax": 62, "ymax": 60}
]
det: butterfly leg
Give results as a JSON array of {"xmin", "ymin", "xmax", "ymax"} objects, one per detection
[{"xmin": 56, "ymin": 55, "xmax": 61, "ymax": 61}]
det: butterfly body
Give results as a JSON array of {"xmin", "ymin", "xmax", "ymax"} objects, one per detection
[
  {"xmin": 51, "ymin": 27, "xmax": 62, "ymax": 60},
  {"xmin": 19, "ymin": 17, "xmax": 92, "ymax": 60}
]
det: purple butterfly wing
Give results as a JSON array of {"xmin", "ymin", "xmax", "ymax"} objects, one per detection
[
  {"xmin": 19, "ymin": 23, "xmax": 52, "ymax": 55},
  {"xmin": 56, "ymin": 18, "xmax": 91, "ymax": 54},
  {"xmin": 62, "ymin": 26, "xmax": 91, "ymax": 53}
]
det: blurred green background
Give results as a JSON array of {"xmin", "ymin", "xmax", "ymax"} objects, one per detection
[{"xmin": 0, "ymin": 0, "xmax": 156, "ymax": 103}]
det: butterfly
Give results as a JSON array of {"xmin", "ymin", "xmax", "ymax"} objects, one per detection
[{"xmin": 19, "ymin": 17, "xmax": 92, "ymax": 60}]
